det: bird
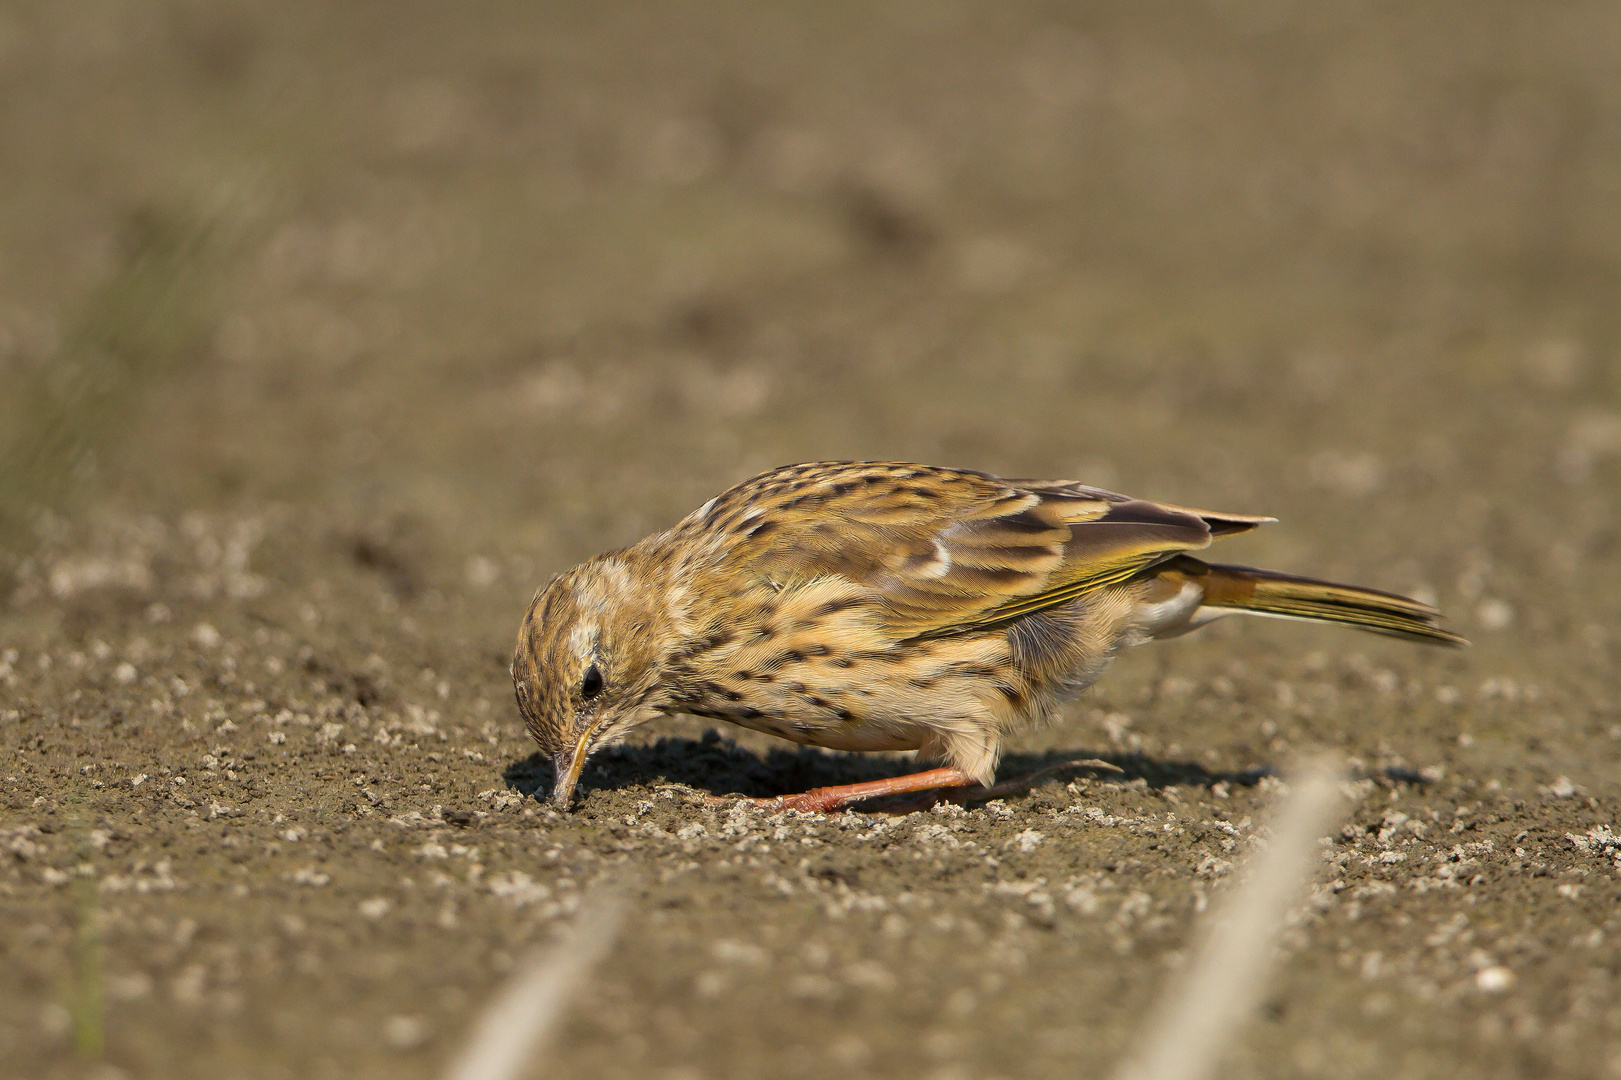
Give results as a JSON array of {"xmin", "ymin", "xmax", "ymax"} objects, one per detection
[{"xmin": 512, "ymin": 461, "xmax": 1463, "ymax": 812}]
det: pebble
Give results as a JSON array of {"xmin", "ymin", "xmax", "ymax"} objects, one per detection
[{"xmin": 383, "ymin": 1015, "xmax": 429, "ymax": 1050}]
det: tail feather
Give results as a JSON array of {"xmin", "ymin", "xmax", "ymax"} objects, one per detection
[{"xmin": 1163, "ymin": 555, "xmax": 1467, "ymax": 646}]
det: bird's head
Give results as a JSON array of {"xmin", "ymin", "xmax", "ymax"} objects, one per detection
[{"xmin": 512, "ymin": 555, "xmax": 672, "ymax": 809}]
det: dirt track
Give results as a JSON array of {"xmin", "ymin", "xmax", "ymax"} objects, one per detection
[{"xmin": 3, "ymin": 4, "xmax": 1620, "ymax": 1078}]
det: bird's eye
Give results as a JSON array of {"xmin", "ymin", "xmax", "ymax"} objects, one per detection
[{"xmin": 580, "ymin": 664, "xmax": 604, "ymax": 700}]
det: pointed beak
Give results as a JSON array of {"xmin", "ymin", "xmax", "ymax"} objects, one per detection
[{"xmin": 551, "ymin": 729, "xmax": 593, "ymax": 810}]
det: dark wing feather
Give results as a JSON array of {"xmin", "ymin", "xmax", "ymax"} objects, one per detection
[
  {"xmin": 691, "ymin": 462, "xmax": 1274, "ymax": 642},
  {"xmin": 902, "ymin": 497, "xmax": 1233, "ymax": 641}
]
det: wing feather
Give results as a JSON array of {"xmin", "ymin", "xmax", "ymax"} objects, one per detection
[{"xmin": 690, "ymin": 462, "xmax": 1268, "ymax": 642}]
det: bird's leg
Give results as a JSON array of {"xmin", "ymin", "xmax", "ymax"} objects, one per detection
[
  {"xmin": 711, "ymin": 766, "xmax": 978, "ymax": 813},
  {"xmin": 882, "ymin": 757, "xmax": 1124, "ymax": 813},
  {"xmin": 709, "ymin": 758, "xmax": 1123, "ymax": 814},
  {"xmin": 955, "ymin": 757, "xmax": 1121, "ymax": 801}
]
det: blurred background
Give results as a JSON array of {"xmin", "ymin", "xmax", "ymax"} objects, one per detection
[
  {"xmin": 3, "ymin": 3, "xmax": 1620, "ymax": 1078},
  {"xmin": 3, "ymin": 0, "xmax": 1618, "ymax": 601}
]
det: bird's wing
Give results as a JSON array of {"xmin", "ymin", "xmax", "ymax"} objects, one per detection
[{"xmin": 692, "ymin": 462, "xmax": 1272, "ymax": 641}]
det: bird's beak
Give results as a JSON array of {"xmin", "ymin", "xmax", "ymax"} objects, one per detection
[{"xmin": 551, "ymin": 729, "xmax": 593, "ymax": 810}]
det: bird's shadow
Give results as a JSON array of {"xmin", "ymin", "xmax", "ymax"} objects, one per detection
[{"xmin": 502, "ymin": 731, "xmax": 1274, "ymax": 809}]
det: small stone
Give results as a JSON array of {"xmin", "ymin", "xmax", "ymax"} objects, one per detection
[
  {"xmin": 1475, "ymin": 966, "xmax": 1514, "ymax": 993},
  {"xmin": 383, "ymin": 1014, "xmax": 428, "ymax": 1050},
  {"xmin": 38, "ymin": 1002, "xmax": 71, "ymax": 1039},
  {"xmin": 829, "ymin": 1035, "xmax": 872, "ymax": 1067},
  {"xmin": 1475, "ymin": 599, "xmax": 1513, "ymax": 631},
  {"xmin": 1010, "ymin": 829, "xmax": 1044, "ymax": 853},
  {"xmin": 711, "ymin": 939, "xmax": 769, "ymax": 967},
  {"xmin": 465, "ymin": 556, "xmax": 499, "ymax": 588},
  {"xmin": 171, "ymin": 964, "xmax": 208, "ymax": 1006},
  {"xmin": 358, "ymin": 897, "xmax": 392, "ymax": 920},
  {"xmin": 106, "ymin": 972, "xmax": 154, "ymax": 1001},
  {"xmin": 788, "ymin": 972, "xmax": 840, "ymax": 1002},
  {"xmin": 87, "ymin": 1065, "xmax": 132, "ymax": 1080},
  {"xmin": 843, "ymin": 960, "xmax": 897, "ymax": 991},
  {"xmin": 289, "ymin": 866, "xmax": 331, "ymax": 887}
]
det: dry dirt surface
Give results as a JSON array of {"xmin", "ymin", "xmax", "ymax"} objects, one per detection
[{"xmin": 3, "ymin": 3, "xmax": 1621, "ymax": 1079}]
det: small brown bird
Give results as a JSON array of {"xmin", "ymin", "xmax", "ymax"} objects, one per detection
[{"xmin": 513, "ymin": 461, "xmax": 1462, "ymax": 812}]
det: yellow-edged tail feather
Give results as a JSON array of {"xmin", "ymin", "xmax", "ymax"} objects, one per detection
[{"xmin": 1175, "ymin": 556, "xmax": 1467, "ymax": 646}]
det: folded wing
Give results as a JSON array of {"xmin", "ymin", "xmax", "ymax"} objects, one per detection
[{"xmin": 694, "ymin": 461, "xmax": 1273, "ymax": 642}]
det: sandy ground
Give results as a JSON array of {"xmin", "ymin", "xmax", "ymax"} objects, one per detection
[{"xmin": 3, "ymin": 3, "xmax": 1621, "ymax": 1078}]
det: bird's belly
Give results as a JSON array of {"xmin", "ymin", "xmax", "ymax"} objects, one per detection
[
  {"xmin": 676, "ymin": 614, "xmax": 1033, "ymax": 759},
  {"xmin": 708, "ymin": 707, "xmax": 923, "ymax": 753}
]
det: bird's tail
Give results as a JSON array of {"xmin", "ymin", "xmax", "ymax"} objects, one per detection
[{"xmin": 1151, "ymin": 554, "xmax": 1467, "ymax": 646}]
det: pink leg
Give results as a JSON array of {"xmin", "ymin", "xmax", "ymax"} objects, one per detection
[
  {"xmin": 710, "ymin": 766, "xmax": 978, "ymax": 813},
  {"xmin": 884, "ymin": 757, "xmax": 1121, "ymax": 812},
  {"xmin": 709, "ymin": 757, "xmax": 1122, "ymax": 814}
]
